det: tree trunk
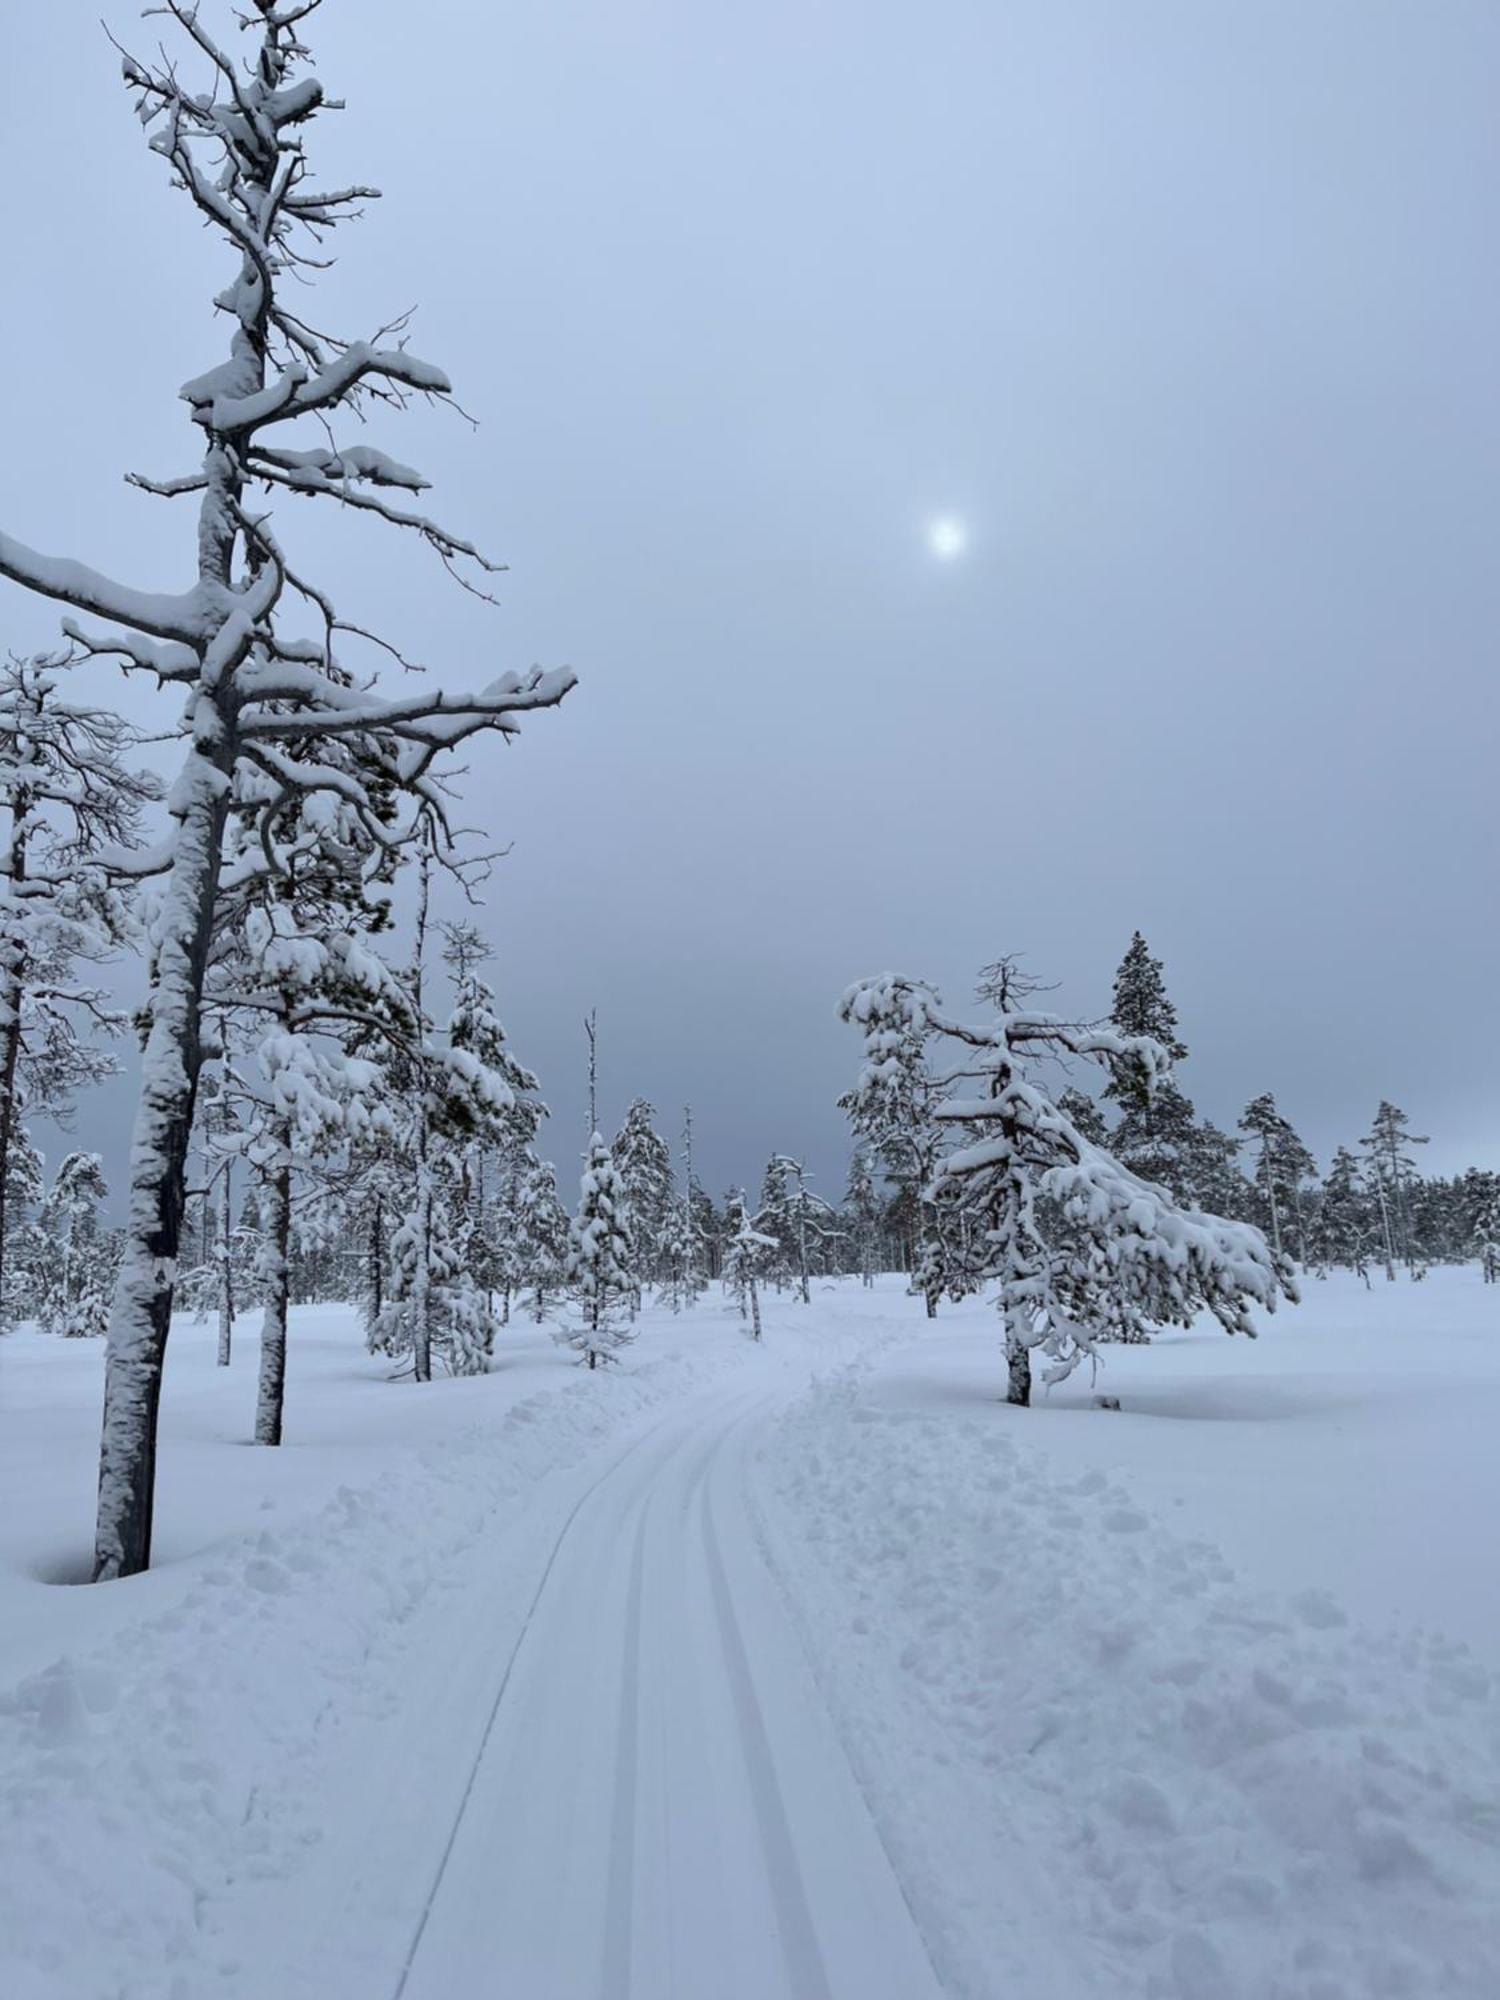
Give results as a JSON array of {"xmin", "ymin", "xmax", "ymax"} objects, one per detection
[
  {"xmin": 1006, "ymin": 1335, "xmax": 1032, "ymax": 1407},
  {"xmin": 216, "ymin": 1154, "xmax": 234, "ymax": 1366},
  {"xmin": 412, "ymin": 1169, "xmax": 433, "ymax": 1382},
  {"xmin": 749, "ymin": 1278, "xmax": 762, "ymax": 1342},
  {"xmin": 0, "ymin": 802, "xmax": 28, "ymax": 1320},
  {"xmin": 94, "ymin": 759, "xmax": 231, "ymax": 1579},
  {"xmin": 369, "ymin": 1190, "xmax": 383, "ymax": 1324},
  {"xmin": 255, "ymin": 1146, "xmax": 291, "ymax": 1446}
]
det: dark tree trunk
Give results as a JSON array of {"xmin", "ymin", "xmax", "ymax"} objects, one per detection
[
  {"xmin": 255, "ymin": 1147, "xmax": 292, "ymax": 1447},
  {"xmin": 0, "ymin": 808, "xmax": 28, "ymax": 1316}
]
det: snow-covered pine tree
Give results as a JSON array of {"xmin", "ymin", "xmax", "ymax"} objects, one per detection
[
  {"xmin": 560, "ymin": 1134, "xmax": 634, "ymax": 1368},
  {"xmin": 1360, "ymin": 1101, "xmax": 1429, "ymax": 1279},
  {"xmin": 0, "ymin": 652, "xmax": 157, "ymax": 1318},
  {"xmin": 722, "ymin": 1191, "xmax": 778, "ymax": 1341},
  {"xmin": 1318, "ymin": 1145, "xmax": 1375, "ymax": 1283},
  {"xmin": 845, "ymin": 969, "xmax": 1295, "ymax": 1406},
  {"xmin": 0, "ymin": 4, "xmax": 574, "ymax": 1577},
  {"xmin": 1238, "ymin": 1094, "xmax": 1316, "ymax": 1264},
  {"xmin": 612, "ymin": 1097, "xmax": 673, "ymax": 1309}
]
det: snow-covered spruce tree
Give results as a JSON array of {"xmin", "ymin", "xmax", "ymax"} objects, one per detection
[
  {"xmin": 612, "ymin": 1097, "xmax": 673, "ymax": 1309},
  {"xmin": 0, "ymin": 7, "xmax": 574, "ymax": 1575},
  {"xmin": 362, "ymin": 850, "xmax": 536, "ymax": 1382},
  {"xmin": 657, "ymin": 1107, "xmax": 707, "ymax": 1311},
  {"xmin": 441, "ymin": 920, "xmax": 547, "ymax": 1319},
  {"xmin": 844, "ymin": 1148, "xmax": 883, "ymax": 1286},
  {"xmin": 560, "ymin": 1134, "xmax": 634, "ymax": 1369},
  {"xmin": 35, "ymin": 1152, "xmax": 115, "ymax": 1339},
  {"xmin": 1470, "ymin": 1172, "xmax": 1500, "ymax": 1283},
  {"xmin": 0, "ymin": 653, "xmax": 157, "ymax": 1316},
  {"xmin": 1100, "ymin": 932, "xmax": 1218, "ymax": 1207},
  {"xmin": 723, "ymin": 1191, "xmax": 778, "ymax": 1341},
  {"xmin": 1360, "ymin": 1101, "xmax": 1429, "ymax": 1279},
  {"xmin": 514, "ymin": 1155, "xmax": 569, "ymax": 1321},
  {"xmin": 1105, "ymin": 931, "xmax": 1188, "ymax": 1078},
  {"xmin": 838, "ymin": 973, "xmax": 966, "ymax": 1313},
  {"xmin": 844, "ymin": 971, "xmax": 1295, "ymax": 1405},
  {"xmin": 761, "ymin": 1154, "xmax": 836, "ymax": 1303}
]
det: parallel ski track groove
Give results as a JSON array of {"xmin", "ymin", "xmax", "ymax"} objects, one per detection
[
  {"xmin": 700, "ymin": 1441, "xmax": 836, "ymax": 2000},
  {"xmin": 388, "ymin": 1402, "xmax": 690, "ymax": 2000}
]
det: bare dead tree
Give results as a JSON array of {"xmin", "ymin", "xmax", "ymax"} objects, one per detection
[{"xmin": 0, "ymin": 2, "xmax": 573, "ymax": 1577}]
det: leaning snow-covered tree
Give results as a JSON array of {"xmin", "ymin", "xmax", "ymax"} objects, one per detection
[
  {"xmin": 0, "ymin": 652, "xmax": 157, "ymax": 1315},
  {"xmin": 841, "ymin": 971, "xmax": 1297, "ymax": 1406},
  {"xmin": 0, "ymin": 5, "xmax": 573, "ymax": 1576}
]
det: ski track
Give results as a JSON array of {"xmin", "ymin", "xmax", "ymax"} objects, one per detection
[{"xmin": 395, "ymin": 1387, "xmax": 945, "ymax": 2000}]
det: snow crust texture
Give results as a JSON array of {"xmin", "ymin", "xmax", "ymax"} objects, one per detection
[{"xmin": 758, "ymin": 1370, "xmax": 1500, "ymax": 1999}]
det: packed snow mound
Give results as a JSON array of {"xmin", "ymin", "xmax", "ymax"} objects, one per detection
[{"xmin": 756, "ymin": 1376, "xmax": 1500, "ymax": 2000}]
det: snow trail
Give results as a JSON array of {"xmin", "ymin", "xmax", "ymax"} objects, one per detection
[{"xmin": 395, "ymin": 1387, "xmax": 944, "ymax": 2000}]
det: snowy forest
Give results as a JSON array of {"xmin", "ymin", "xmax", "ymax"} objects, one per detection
[
  {"xmin": 0, "ymin": 0, "xmax": 1493, "ymax": 1574},
  {"xmin": 1, "ymin": 7, "xmax": 1495, "ymax": 2000}
]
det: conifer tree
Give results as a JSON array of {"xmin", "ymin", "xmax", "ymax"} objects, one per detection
[
  {"xmin": 36, "ymin": 1152, "xmax": 114, "ymax": 1339},
  {"xmin": 560, "ymin": 1134, "xmax": 634, "ymax": 1368},
  {"xmin": 659, "ymin": 1106, "xmax": 707, "ymax": 1310},
  {"xmin": 1361, "ymin": 1101, "xmax": 1429, "ymax": 1278},
  {"xmin": 723, "ymin": 1191, "xmax": 777, "ymax": 1341},
  {"xmin": 1237, "ymin": 1094, "xmax": 1308, "ymax": 1262},
  {"xmin": 514, "ymin": 1156, "xmax": 569, "ymax": 1321},
  {"xmin": 1319, "ymin": 1145, "xmax": 1375, "ymax": 1282},
  {"xmin": 844, "ymin": 1148, "xmax": 883, "ymax": 1286},
  {"xmin": 613, "ymin": 1097, "xmax": 673, "ymax": 1308},
  {"xmin": 844, "ymin": 968, "xmax": 1294, "ymax": 1406}
]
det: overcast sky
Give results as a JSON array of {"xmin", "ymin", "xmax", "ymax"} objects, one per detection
[{"xmin": 2, "ymin": 0, "xmax": 1496, "ymax": 1199}]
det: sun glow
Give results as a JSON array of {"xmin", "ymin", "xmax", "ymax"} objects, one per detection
[{"xmin": 927, "ymin": 515, "xmax": 968, "ymax": 561}]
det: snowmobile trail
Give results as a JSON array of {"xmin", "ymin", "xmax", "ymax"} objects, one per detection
[{"xmin": 396, "ymin": 1387, "xmax": 946, "ymax": 2000}]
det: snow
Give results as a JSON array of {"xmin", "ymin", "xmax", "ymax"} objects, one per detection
[{"xmin": 1, "ymin": 1271, "xmax": 1497, "ymax": 1997}]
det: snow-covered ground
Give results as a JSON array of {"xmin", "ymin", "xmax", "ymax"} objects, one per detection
[{"xmin": 1, "ymin": 1272, "xmax": 1496, "ymax": 1997}]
